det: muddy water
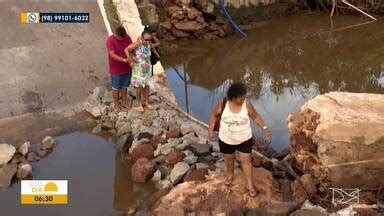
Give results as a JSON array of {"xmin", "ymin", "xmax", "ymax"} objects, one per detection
[
  {"xmin": 0, "ymin": 132, "xmax": 155, "ymax": 216},
  {"xmin": 163, "ymin": 13, "xmax": 384, "ymax": 151}
]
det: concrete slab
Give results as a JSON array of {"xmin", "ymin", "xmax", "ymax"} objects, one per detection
[{"xmin": 0, "ymin": 2, "xmax": 109, "ymax": 118}]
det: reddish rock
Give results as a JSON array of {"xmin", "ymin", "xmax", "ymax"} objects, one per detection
[
  {"xmin": 187, "ymin": 7, "xmax": 202, "ymax": 20},
  {"xmin": 149, "ymin": 135, "xmax": 161, "ymax": 149},
  {"xmin": 166, "ymin": 127, "xmax": 181, "ymax": 139},
  {"xmin": 166, "ymin": 149, "xmax": 185, "ymax": 165},
  {"xmin": 151, "ymin": 168, "xmax": 281, "ymax": 214},
  {"xmin": 166, "ymin": 5, "xmax": 182, "ymax": 16},
  {"xmin": 131, "ymin": 158, "xmax": 155, "ymax": 183},
  {"xmin": 174, "ymin": 21, "xmax": 207, "ymax": 32},
  {"xmin": 203, "ymin": 32, "xmax": 219, "ymax": 40},
  {"xmin": 175, "ymin": 0, "xmax": 191, "ymax": 7},
  {"xmin": 291, "ymin": 179, "xmax": 307, "ymax": 204},
  {"xmin": 160, "ymin": 21, "xmax": 173, "ymax": 31},
  {"xmin": 300, "ymin": 174, "xmax": 318, "ymax": 195},
  {"xmin": 172, "ymin": 29, "xmax": 190, "ymax": 38},
  {"xmin": 183, "ymin": 168, "xmax": 208, "ymax": 182},
  {"xmin": 130, "ymin": 144, "xmax": 154, "ymax": 162},
  {"xmin": 252, "ymin": 153, "xmax": 263, "ymax": 167}
]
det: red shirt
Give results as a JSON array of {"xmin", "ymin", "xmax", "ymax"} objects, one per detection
[{"xmin": 106, "ymin": 35, "xmax": 132, "ymax": 75}]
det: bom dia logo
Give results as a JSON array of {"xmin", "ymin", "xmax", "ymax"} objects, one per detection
[{"xmin": 21, "ymin": 180, "xmax": 68, "ymax": 204}]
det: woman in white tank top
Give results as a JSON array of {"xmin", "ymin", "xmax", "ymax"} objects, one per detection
[{"xmin": 208, "ymin": 82, "xmax": 272, "ymax": 197}]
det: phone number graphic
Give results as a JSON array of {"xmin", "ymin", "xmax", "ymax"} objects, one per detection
[{"xmin": 40, "ymin": 13, "xmax": 89, "ymax": 23}]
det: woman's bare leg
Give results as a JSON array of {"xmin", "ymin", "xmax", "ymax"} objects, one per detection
[
  {"xmin": 239, "ymin": 152, "xmax": 256, "ymax": 196},
  {"xmin": 223, "ymin": 153, "xmax": 235, "ymax": 185},
  {"xmin": 135, "ymin": 87, "xmax": 144, "ymax": 112},
  {"xmin": 144, "ymin": 86, "xmax": 153, "ymax": 109}
]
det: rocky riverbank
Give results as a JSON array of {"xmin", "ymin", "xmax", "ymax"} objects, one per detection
[
  {"xmin": 0, "ymin": 136, "xmax": 56, "ymax": 188},
  {"xmin": 83, "ymin": 86, "xmax": 383, "ymax": 215},
  {"xmin": 135, "ymin": 0, "xmax": 294, "ymax": 41}
]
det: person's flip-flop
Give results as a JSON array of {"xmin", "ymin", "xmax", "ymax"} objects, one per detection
[
  {"xmin": 121, "ymin": 106, "xmax": 129, "ymax": 112},
  {"xmin": 135, "ymin": 106, "xmax": 144, "ymax": 112},
  {"xmin": 224, "ymin": 176, "xmax": 233, "ymax": 186},
  {"xmin": 146, "ymin": 104, "xmax": 153, "ymax": 110},
  {"xmin": 246, "ymin": 188, "xmax": 257, "ymax": 198}
]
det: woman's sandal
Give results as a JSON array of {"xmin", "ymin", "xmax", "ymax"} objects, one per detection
[
  {"xmin": 246, "ymin": 187, "xmax": 257, "ymax": 198},
  {"xmin": 224, "ymin": 176, "xmax": 233, "ymax": 186},
  {"xmin": 135, "ymin": 106, "xmax": 144, "ymax": 112},
  {"xmin": 121, "ymin": 106, "xmax": 129, "ymax": 112}
]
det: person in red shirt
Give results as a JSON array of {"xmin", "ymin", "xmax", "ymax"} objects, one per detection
[{"xmin": 106, "ymin": 26, "xmax": 133, "ymax": 112}]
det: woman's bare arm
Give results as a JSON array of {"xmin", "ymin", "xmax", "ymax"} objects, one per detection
[
  {"xmin": 151, "ymin": 36, "xmax": 160, "ymax": 48},
  {"xmin": 208, "ymin": 100, "xmax": 223, "ymax": 140},
  {"xmin": 246, "ymin": 99, "xmax": 272, "ymax": 141},
  {"xmin": 124, "ymin": 41, "xmax": 140, "ymax": 63}
]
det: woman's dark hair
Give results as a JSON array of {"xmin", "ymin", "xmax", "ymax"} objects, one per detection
[
  {"xmin": 144, "ymin": 25, "xmax": 158, "ymax": 33},
  {"xmin": 226, "ymin": 82, "xmax": 247, "ymax": 100},
  {"xmin": 115, "ymin": 26, "xmax": 127, "ymax": 38},
  {"xmin": 142, "ymin": 27, "xmax": 152, "ymax": 37}
]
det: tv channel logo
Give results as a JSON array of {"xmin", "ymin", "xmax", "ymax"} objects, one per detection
[{"xmin": 20, "ymin": 12, "xmax": 40, "ymax": 23}]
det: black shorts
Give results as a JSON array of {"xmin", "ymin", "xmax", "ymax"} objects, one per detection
[{"xmin": 219, "ymin": 138, "xmax": 253, "ymax": 154}]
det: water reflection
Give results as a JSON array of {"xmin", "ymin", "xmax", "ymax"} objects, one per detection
[
  {"xmin": 0, "ymin": 132, "xmax": 155, "ymax": 215},
  {"xmin": 163, "ymin": 13, "xmax": 384, "ymax": 151}
]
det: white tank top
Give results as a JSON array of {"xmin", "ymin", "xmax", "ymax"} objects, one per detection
[{"xmin": 218, "ymin": 101, "xmax": 252, "ymax": 145}]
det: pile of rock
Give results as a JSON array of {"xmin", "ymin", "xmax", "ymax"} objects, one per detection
[
  {"xmin": 0, "ymin": 136, "xmax": 56, "ymax": 188},
  {"xmin": 84, "ymin": 87, "xmax": 329, "ymax": 213},
  {"xmin": 137, "ymin": 0, "xmax": 233, "ymax": 40}
]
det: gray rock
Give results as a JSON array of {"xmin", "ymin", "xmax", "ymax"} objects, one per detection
[
  {"xmin": 180, "ymin": 122, "xmax": 195, "ymax": 135},
  {"xmin": 194, "ymin": 126, "xmax": 208, "ymax": 139},
  {"xmin": 0, "ymin": 163, "xmax": 17, "ymax": 188},
  {"xmin": 11, "ymin": 153, "xmax": 23, "ymax": 164},
  {"xmin": 101, "ymin": 120, "xmax": 114, "ymax": 130},
  {"xmin": 198, "ymin": 155, "xmax": 219, "ymax": 164},
  {"xmin": 215, "ymin": 160, "xmax": 226, "ymax": 171},
  {"xmin": 181, "ymin": 133, "xmax": 198, "ymax": 145},
  {"xmin": 116, "ymin": 133, "xmax": 133, "ymax": 153},
  {"xmin": 92, "ymin": 124, "xmax": 102, "ymax": 134},
  {"xmin": 102, "ymin": 91, "xmax": 113, "ymax": 105},
  {"xmin": 187, "ymin": 143, "xmax": 212, "ymax": 156},
  {"xmin": 26, "ymin": 152, "xmax": 40, "ymax": 162},
  {"xmin": 183, "ymin": 150, "xmax": 198, "ymax": 165},
  {"xmin": 18, "ymin": 142, "xmax": 30, "ymax": 156},
  {"xmin": 175, "ymin": 141, "xmax": 189, "ymax": 151},
  {"xmin": 159, "ymin": 144, "xmax": 173, "ymax": 156},
  {"xmin": 0, "ymin": 144, "xmax": 16, "ymax": 166},
  {"xmin": 91, "ymin": 86, "xmax": 107, "ymax": 102},
  {"xmin": 209, "ymin": 141, "xmax": 220, "ymax": 153},
  {"xmin": 131, "ymin": 119, "xmax": 143, "ymax": 135},
  {"xmin": 37, "ymin": 149, "xmax": 50, "ymax": 158},
  {"xmin": 16, "ymin": 163, "xmax": 32, "ymax": 179},
  {"xmin": 152, "ymin": 155, "xmax": 166, "ymax": 165},
  {"xmin": 167, "ymin": 138, "xmax": 182, "ymax": 148},
  {"xmin": 169, "ymin": 162, "xmax": 190, "ymax": 184},
  {"xmin": 157, "ymin": 165, "xmax": 171, "ymax": 179},
  {"xmin": 156, "ymin": 179, "xmax": 173, "ymax": 190},
  {"xmin": 195, "ymin": 163, "xmax": 209, "ymax": 170},
  {"xmin": 151, "ymin": 170, "xmax": 162, "ymax": 182},
  {"xmin": 138, "ymin": 132, "xmax": 154, "ymax": 141},
  {"xmin": 41, "ymin": 136, "xmax": 56, "ymax": 150},
  {"xmin": 116, "ymin": 122, "xmax": 132, "ymax": 137},
  {"xmin": 262, "ymin": 200, "xmax": 300, "ymax": 215},
  {"xmin": 90, "ymin": 106, "xmax": 102, "ymax": 118}
]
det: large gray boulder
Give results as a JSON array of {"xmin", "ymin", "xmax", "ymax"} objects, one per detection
[
  {"xmin": 0, "ymin": 164, "xmax": 17, "ymax": 188},
  {"xmin": 287, "ymin": 92, "xmax": 384, "ymax": 189},
  {"xmin": 137, "ymin": 4, "xmax": 159, "ymax": 26},
  {"xmin": 0, "ymin": 144, "xmax": 16, "ymax": 166},
  {"xmin": 169, "ymin": 162, "xmax": 190, "ymax": 184}
]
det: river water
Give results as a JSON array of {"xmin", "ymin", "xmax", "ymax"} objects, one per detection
[
  {"xmin": 163, "ymin": 13, "xmax": 384, "ymax": 151},
  {"xmin": 0, "ymin": 132, "xmax": 155, "ymax": 216},
  {"xmin": 1, "ymin": 13, "xmax": 384, "ymax": 215}
]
